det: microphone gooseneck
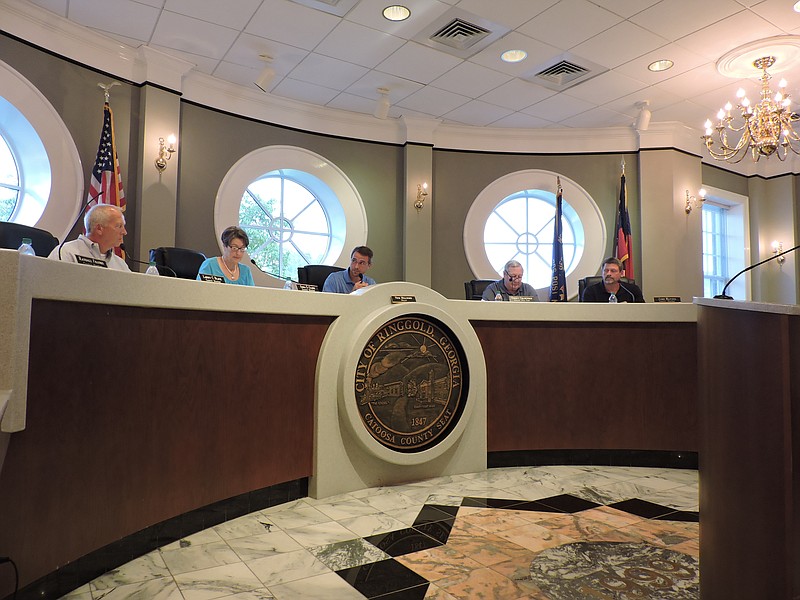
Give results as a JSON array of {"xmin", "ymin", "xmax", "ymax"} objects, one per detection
[
  {"xmin": 715, "ymin": 243, "xmax": 800, "ymax": 299},
  {"xmin": 250, "ymin": 258, "xmax": 295, "ymax": 282},
  {"xmin": 121, "ymin": 244, "xmax": 177, "ymax": 277},
  {"xmin": 57, "ymin": 190, "xmax": 105, "ymax": 260}
]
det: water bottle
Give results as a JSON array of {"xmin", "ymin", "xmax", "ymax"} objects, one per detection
[
  {"xmin": 608, "ymin": 292, "xmax": 617, "ymax": 304},
  {"xmin": 145, "ymin": 261, "xmax": 160, "ymax": 276},
  {"xmin": 17, "ymin": 237, "xmax": 35, "ymax": 256},
  {"xmin": 283, "ymin": 279, "xmax": 297, "ymax": 290},
  {"xmin": 494, "ymin": 292, "xmax": 503, "ymax": 301}
]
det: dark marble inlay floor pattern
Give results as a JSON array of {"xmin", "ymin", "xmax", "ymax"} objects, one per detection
[{"xmin": 60, "ymin": 466, "xmax": 699, "ymax": 599}]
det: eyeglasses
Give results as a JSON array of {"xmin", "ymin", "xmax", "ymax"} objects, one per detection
[
  {"xmin": 228, "ymin": 245, "xmax": 247, "ymax": 253},
  {"xmin": 351, "ymin": 258, "xmax": 369, "ymax": 267},
  {"xmin": 505, "ymin": 272, "xmax": 523, "ymax": 281}
]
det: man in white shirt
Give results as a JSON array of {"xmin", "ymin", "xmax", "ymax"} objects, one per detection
[{"xmin": 48, "ymin": 204, "xmax": 130, "ymax": 271}]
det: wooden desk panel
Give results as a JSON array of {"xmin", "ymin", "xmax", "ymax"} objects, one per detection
[
  {"xmin": 0, "ymin": 300, "xmax": 332, "ymax": 593},
  {"xmin": 474, "ymin": 320, "xmax": 698, "ymax": 453}
]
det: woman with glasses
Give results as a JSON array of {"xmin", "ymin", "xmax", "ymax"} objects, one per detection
[{"xmin": 196, "ymin": 226, "xmax": 255, "ymax": 286}]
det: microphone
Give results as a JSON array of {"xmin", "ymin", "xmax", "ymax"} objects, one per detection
[
  {"xmin": 618, "ymin": 282, "xmax": 637, "ymax": 303},
  {"xmin": 250, "ymin": 258, "xmax": 296, "ymax": 283},
  {"xmin": 714, "ymin": 243, "xmax": 799, "ymax": 299},
  {"xmin": 57, "ymin": 190, "xmax": 104, "ymax": 260},
  {"xmin": 120, "ymin": 244, "xmax": 177, "ymax": 277}
]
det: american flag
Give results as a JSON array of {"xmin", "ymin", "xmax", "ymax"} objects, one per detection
[{"xmin": 87, "ymin": 102, "xmax": 126, "ymax": 255}]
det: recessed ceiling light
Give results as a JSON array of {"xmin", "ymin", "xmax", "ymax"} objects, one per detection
[
  {"xmin": 501, "ymin": 49, "xmax": 527, "ymax": 63},
  {"xmin": 795, "ymin": 1, "xmax": 800, "ymax": 12},
  {"xmin": 382, "ymin": 5, "xmax": 410, "ymax": 21},
  {"xmin": 648, "ymin": 59, "xmax": 674, "ymax": 72}
]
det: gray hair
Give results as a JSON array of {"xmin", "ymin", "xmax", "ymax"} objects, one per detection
[
  {"xmin": 84, "ymin": 204, "xmax": 123, "ymax": 233},
  {"xmin": 503, "ymin": 260, "xmax": 523, "ymax": 273}
]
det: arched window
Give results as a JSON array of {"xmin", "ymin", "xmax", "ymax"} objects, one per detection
[
  {"xmin": 0, "ymin": 60, "xmax": 82, "ymax": 236},
  {"xmin": 464, "ymin": 169, "xmax": 606, "ymax": 298},
  {"xmin": 216, "ymin": 146, "xmax": 367, "ymax": 286},
  {"xmin": 484, "ymin": 189, "xmax": 584, "ymax": 289},
  {"xmin": 240, "ymin": 169, "xmax": 343, "ymax": 279},
  {"xmin": 0, "ymin": 133, "xmax": 20, "ymax": 221}
]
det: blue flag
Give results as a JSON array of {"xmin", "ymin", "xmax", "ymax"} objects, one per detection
[{"xmin": 549, "ymin": 184, "xmax": 567, "ymax": 302}]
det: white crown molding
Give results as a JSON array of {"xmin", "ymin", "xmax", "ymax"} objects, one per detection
[
  {"xmin": 135, "ymin": 46, "xmax": 195, "ymax": 91},
  {"xmin": 7, "ymin": 0, "xmax": 800, "ymax": 170}
]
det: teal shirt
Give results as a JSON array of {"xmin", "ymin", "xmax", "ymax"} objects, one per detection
[{"xmin": 197, "ymin": 257, "xmax": 254, "ymax": 286}]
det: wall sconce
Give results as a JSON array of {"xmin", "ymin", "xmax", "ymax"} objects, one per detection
[
  {"xmin": 414, "ymin": 182, "xmax": 428, "ymax": 212},
  {"xmin": 155, "ymin": 134, "xmax": 176, "ymax": 173},
  {"xmin": 772, "ymin": 240, "xmax": 786, "ymax": 265},
  {"xmin": 684, "ymin": 188, "xmax": 706, "ymax": 214}
]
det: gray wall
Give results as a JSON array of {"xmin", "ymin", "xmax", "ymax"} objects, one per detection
[
  {"xmin": 0, "ymin": 34, "xmax": 141, "ymax": 252},
  {"xmin": 431, "ymin": 150, "xmax": 641, "ymax": 299},
  {"xmin": 177, "ymin": 102, "xmax": 405, "ymax": 285}
]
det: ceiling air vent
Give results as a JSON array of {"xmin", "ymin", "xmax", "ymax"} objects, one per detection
[
  {"xmin": 523, "ymin": 53, "xmax": 608, "ymax": 91},
  {"xmin": 430, "ymin": 19, "xmax": 490, "ymax": 51},
  {"xmin": 413, "ymin": 8, "xmax": 509, "ymax": 59},
  {"xmin": 536, "ymin": 61, "xmax": 589, "ymax": 86}
]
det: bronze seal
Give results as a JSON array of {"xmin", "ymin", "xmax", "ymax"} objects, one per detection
[{"xmin": 354, "ymin": 314, "xmax": 468, "ymax": 453}]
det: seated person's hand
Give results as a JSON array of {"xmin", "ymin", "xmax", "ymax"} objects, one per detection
[{"xmin": 353, "ymin": 280, "xmax": 370, "ymax": 291}]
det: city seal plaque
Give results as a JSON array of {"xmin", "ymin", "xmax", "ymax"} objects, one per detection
[{"xmin": 354, "ymin": 314, "xmax": 469, "ymax": 453}]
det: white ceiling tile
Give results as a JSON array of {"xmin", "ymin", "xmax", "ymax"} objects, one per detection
[
  {"xmin": 469, "ymin": 31, "xmax": 562, "ymax": 76},
  {"xmin": 375, "ymin": 42, "xmax": 462, "ymax": 84},
  {"xmin": 523, "ymin": 93, "xmax": 595, "ymax": 121},
  {"xmin": 344, "ymin": 72, "xmax": 424, "ymax": 103},
  {"xmin": 570, "ymin": 21, "xmax": 669, "ymax": 69},
  {"xmin": 674, "ymin": 11, "xmax": 782, "ymax": 61},
  {"xmin": 343, "ymin": 0, "xmax": 451, "ymax": 40},
  {"xmin": 28, "ymin": 0, "xmax": 67, "ymax": 17},
  {"xmin": 271, "ymin": 77, "xmax": 341, "ymax": 105},
  {"xmin": 753, "ymin": 0, "xmax": 800, "ymax": 31},
  {"xmin": 630, "ymin": 0, "xmax": 744, "ymax": 41},
  {"xmin": 150, "ymin": 11, "xmax": 239, "ymax": 59},
  {"xmin": 150, "ymin": 44, "xmax": 218, "ymax": 73},
  {"xmin": 562, "ymin": 70, "xmax": 647, "ymax": 105},
  {"xmin": 614, "ymin": 43, "xmax": 708, "ymax": 84},
  {"xmin": 560, "ymin": 105, "xmax": 632, "ymax": 127},
  {"xmin": 213, "ymin": 60, "xmax": 283, "ymax": 91},
  {"xmin": 326, "ymin": 92, "xmax": 378, "ymax": 116},
  {"xmin": 133, "ymin": 0, "xmax": 164, "ymax": 7},
  {"xmin": 478, "ymin": 78, "xmax": 556, "ymax": 111},
  {"xmin": 288, "ymin": 54, "xmax": 369, "ymax": 91},
  {"xmin": 490, "ymin": 112, "xmax": 556, "ymax": 128},
  {"xmin": 603, "ymin": 86, "xmax": 685, "ymax": 117},
  {"xmin": 442, "ymin": 100, "xmax": 514, "ymax": 127},
  {"xmin": 164, "ymin": 0, "xmax": 261, "ymax": 30},
  {"xmin": 429, "ymin": 61, "xmax": 513, "ymax": 98},
  {"xmin": 587, "ymin": 0, "xmax": 661, "ymax": 18},
  {"xmin": 457, "ymin": 0, "xmax": 559, "ymax": 29},
  {"xmin": 518, "ymin": 0, "xmax": 623, "ymax": 51},
  {"xmin": 102, "ymin": 31, "xmax": 151, "ymax": 47},
  {"xmin": 654, "ymin": 63, "xmax": 733, "ymax": 98},
  {"xmin": 650, "ymin": 99, "xmax": 715, "ymax": 126},
  {"xmin": 222, "ymin": 33, "xmax": 309, "ymax": 71},
  {"xmin": 67, "ymin": 0, "xmax": 159, "ymax": 41},
  {"xmin": 245, "ymin": 0, "xmax": 340, "ymax": 51},
  {"xmin": 315, "ymin": 21, "xmax": 405, "ymax": 69},
  {"xmin": 396, "ymin": 86, "xmax": 471, "ymax": 117}
]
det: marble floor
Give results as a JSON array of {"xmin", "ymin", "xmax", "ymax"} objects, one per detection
[{"xmin": 61, "ymin": 465, "xmax": 699, "ymax": 600}]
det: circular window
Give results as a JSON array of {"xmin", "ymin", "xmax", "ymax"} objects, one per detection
[
  {"xmin": 465, "ymin": 170, "xmax": 606, "ymax": 299},
  {"xmin": 0, "ymin": 60, "xmax": 82, "ymax": 235},
  {"xmin": 484, "ymin": 189, "xmax": 584, "ymax": 289},
  {"xmin": 216, "ymin": 146, "xmax": 367, "ymax": 286},
  {"xmin": 240, "ymin": 169, "xmax": 344, "ymax": 279}
]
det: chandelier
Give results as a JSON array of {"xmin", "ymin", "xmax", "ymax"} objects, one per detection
[{"xmin": 702, "ymin": 56, "xmax": 800, "ymax": 163}]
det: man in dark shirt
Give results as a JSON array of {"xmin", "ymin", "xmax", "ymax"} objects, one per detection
[
  {"xmin": 582, "ymin": 257, "xmax": 644, "ymax": 303},
  {"xmin": 481, "ymin": 260, "xmax": 540, "ymax": 301}
]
